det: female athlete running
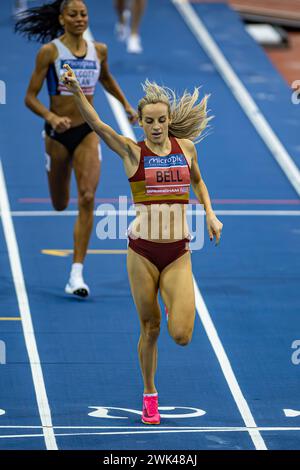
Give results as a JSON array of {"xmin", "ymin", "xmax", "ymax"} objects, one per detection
[{"xmin": 61, "ymin": 63, "xmax": 223, "ymax": 425}]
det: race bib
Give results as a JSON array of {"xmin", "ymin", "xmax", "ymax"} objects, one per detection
[
  {"xmin": 59, "ymin": 59, "xmax": 98, "ymax": 94},
  {"xmin": 144, "ymin": 154, "xmax": 190, "ymax": 196}
]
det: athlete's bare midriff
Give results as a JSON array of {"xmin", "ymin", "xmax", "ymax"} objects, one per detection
[
  {"xmin": 49, "ymin": 94, "xmax": 95, "ymax": 127},
  {"xmin": 129, "ymin": 203, "xmax": 190, "ymax": 243}
]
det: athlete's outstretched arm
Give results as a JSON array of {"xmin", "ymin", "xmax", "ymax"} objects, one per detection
[
  {"xmin": 60, "ymin": 64, "xmax": 132, "ymax": 159},
  {"xmin": 188, "ymin": 141, "xmax": 223, "ymax": 245}
]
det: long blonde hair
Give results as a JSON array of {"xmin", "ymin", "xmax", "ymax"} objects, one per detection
[{"xmin": 138, "ymin": 80, "xmax": 212, "ymax": 142}]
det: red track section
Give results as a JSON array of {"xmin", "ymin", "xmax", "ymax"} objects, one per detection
[{"xmin": 191, "ymin": 1, "xmax": 300, "ymax": 85}]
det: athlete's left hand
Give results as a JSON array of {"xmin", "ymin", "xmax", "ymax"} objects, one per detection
[
  {"xmin": 125, "ymin": 105, "xmax": 138, "ymax": 124},
  {"xmin": 206, "ymin": 212, "xmax": 223, "ymax": 246}
]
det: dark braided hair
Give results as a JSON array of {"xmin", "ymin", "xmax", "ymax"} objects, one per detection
[{"xmin": 15, "ymin": 0, "xmax": 86, "ymax": 43}]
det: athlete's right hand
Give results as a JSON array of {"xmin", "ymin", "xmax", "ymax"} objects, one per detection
[
  {"xmin": 60, "ymin": 64, "xmax": 81, "ymax": 94},
  {"xmin": 48, "ymin": 114, "xmax": 72, "ymax": 133}
]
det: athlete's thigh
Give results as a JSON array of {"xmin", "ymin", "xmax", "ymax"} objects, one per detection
[
  {"xmin": 127, "ymin": 247, "xmax": 161, "ymax": 324},
  {"xmin": 159, "ymin": 251, "xmax": 195, "ymax": 332},
  {"xmin": 45, "ymin": 134, "xmax": 72, "ymax": 204},
  {"xmin": 72, "ymin": 132, "xmax": 101, "ymax": 193}
]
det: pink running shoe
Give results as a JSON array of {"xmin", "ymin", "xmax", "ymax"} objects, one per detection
[{"xmin": 142, "ymin": 395, "xmax": 160, "ymax": 425}]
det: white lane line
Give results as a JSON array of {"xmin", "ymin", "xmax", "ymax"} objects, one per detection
[
  {"xmin": 9, "ymin": 211, "xmax": 81, "ymax": 216},
  {"xmin": 0, "ymin": 434, "xmax": 45, "ymax": 439},
  {"xmin": 212, "ymin": 210, "xmax": 300, "ymax": 216},
  {"xmin": 193, "ymin": 281, "xmax": 267, "ymax": 450},
  {"xmin": 104, "ymin": 92, "xmax": 136, "ymax": 140},
  {"xmin": 0, "ymin": 160, "xmax": 57, "ymax": 450},
  {"xmin": 2, "ymin": 210, "xmax": 300, "ymax": 217},
  {"xmin": 171, "ymin": 0, "xmax": 300, "ymax": 197},
  {"xmin": 1, "ymin": 425, "xmax": 300, "ymax": 431},
  {"xmin": 1, "ymin": 426, "xmax": 300, "ymax": 439}
]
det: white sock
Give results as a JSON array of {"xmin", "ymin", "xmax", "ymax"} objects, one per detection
[
  {"xmin": 70, "ymin": 263, "xmax": 83, "ymax": 278},
  {"xmin": 143, "ymin": 393, "xmax": 158, "ymax": 397}
]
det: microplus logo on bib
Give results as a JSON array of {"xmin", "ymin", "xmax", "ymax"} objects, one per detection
[
  {"xmin": 0, "ymin": 80, "xmax": 6, "ymax": 104},
  {"xmin": 144, "ymin": 154, "xmax": 190, "ymax": 196}
]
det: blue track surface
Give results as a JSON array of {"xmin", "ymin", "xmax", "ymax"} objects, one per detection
[{"xmin": 0, "ymin": 0, "xmax": 299, "ymax": 450}]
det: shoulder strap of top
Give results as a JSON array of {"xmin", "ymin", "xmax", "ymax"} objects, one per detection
[
  {"xmin": 170, "ymin": 136, "xmax": 191, "ymax": 172},
  {"xmin": 170, "ymin": 136, "xmax": 184, "ymax": 154},
  {"xmin": 86, "ymin": 39, "xmax": 95, "ymax": 57},
  {"xmin": 137, "ymin": 140, "xmax": 146, "ymax": 150},
  {"xmin": 139, "ymin": 140, "xmax": 162, "ymax": 156},
  {"xmin": 51, "ymin": 38, "xmax": 70, "ymax": 56}
]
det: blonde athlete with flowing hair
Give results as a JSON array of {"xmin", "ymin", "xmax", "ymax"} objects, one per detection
[
  {"xmin": 61, "ymin": 64, "xmax": 223, "ymax": 425},
  {"xmin": 138, "ymin": 79, "xmax": 210, "ymax": 141}
]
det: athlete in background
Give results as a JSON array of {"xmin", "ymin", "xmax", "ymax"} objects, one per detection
[
  {"xmin": 16, "ymin": 0, "xmax": 137, "ymax": 297},
  {"xmin": 114, "ymin": 0, "xmax": 147, "ymax": 53}
]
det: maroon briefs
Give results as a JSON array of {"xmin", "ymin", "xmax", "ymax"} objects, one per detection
[{"xmin": 128, "ymin": 236, "xmax": 190, "ymax": 272}]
